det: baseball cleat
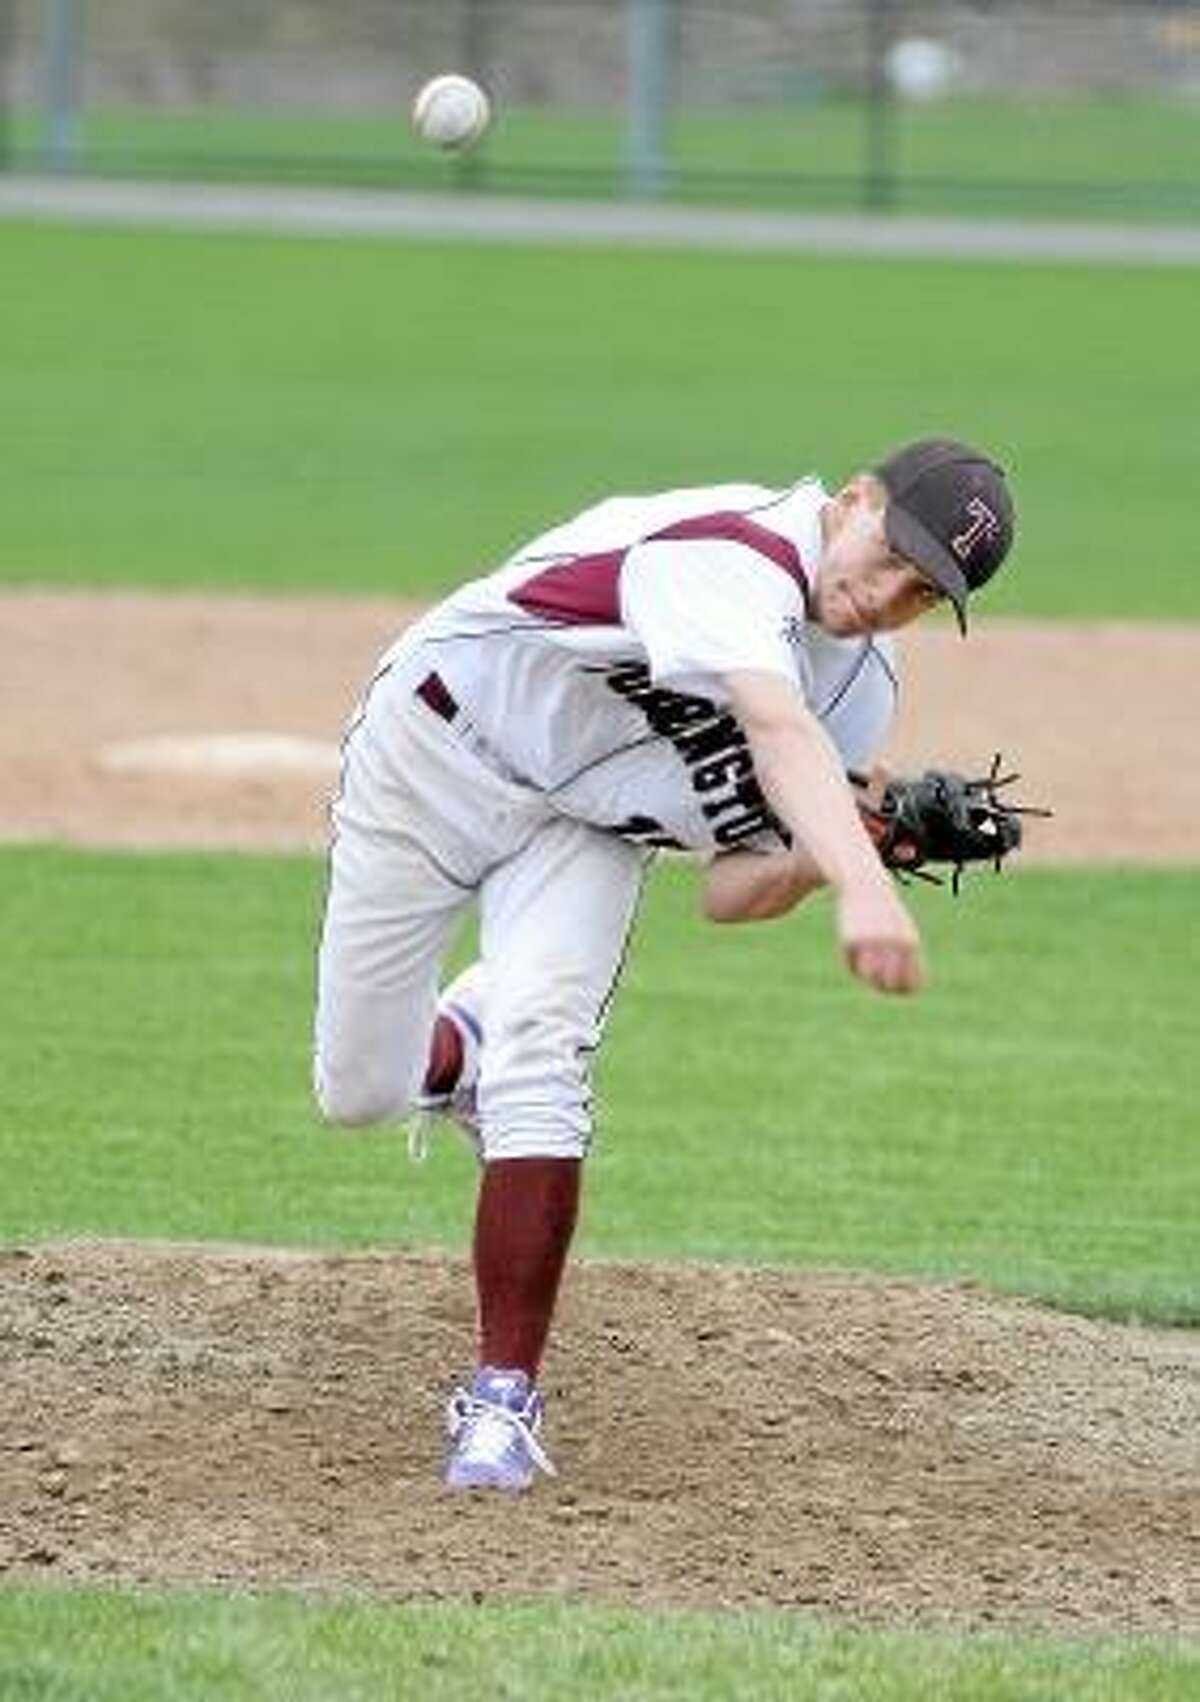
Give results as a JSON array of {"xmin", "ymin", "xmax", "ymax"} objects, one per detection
[
  {"xmin": 444, "ymin": 1367, "xmax": 556, "ymax": 1491},
  {"xmin": 410, "ymin": 962, "xmax": 486, "ymax": 1161}
]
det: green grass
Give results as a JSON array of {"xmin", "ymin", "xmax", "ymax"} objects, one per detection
[
  {"xmin": 0, "ymin": 1586, "xmax": 1197, "ymax": 1702},
  {"xmin": 9, "ymin": 94, "xmax": 1200, "ymax": 219},
  {"xmin": 2, "ymin": 846, "xmax": 1197, "ymax": 1325},
  {"xmin": 4, "ymin": 96, "xmax": 1196, "ymax": 1690},
  {"xmin": 1, "ymin": 221, "xmax": 1197, "ymax": 616}
]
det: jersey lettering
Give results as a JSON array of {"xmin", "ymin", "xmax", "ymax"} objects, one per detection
[
  {"xmin": 673, "ymin": 715, "xmax": 744, "ymax": 765},
  {"xmin": 715, "ymin": 808, "xmax": 779, "ymax": 848},
  {"xmin": 589, "ymin": 660, "xmax": 784, "ymax": 849},
  {"xmin": 700, "ymin": 776, "xmax": 767, "ymax": 822},
  {"xmin": 692, "ymin": 747, "xmax": 754, "ymax": 792},
  {"xmin": 605, "ymin": 812, "xmax": 687, "ymax": 850}
]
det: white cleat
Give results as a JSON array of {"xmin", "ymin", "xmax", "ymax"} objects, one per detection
[{"xmin": 445, "ymin": 1367, "xmax": 556, "ymax": 1491}]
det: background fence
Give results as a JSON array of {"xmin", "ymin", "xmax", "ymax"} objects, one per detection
[{"xmin": 2, "ymin": 1, "xmax": 1199, "ymax": 219}]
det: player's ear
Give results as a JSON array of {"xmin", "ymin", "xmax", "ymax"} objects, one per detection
[
  {"xmin": 836, "ymin": 474, "xmax": 880, "ymax": 514},
  {"xmin": 829, "ymin": 479, "xmax": 860, "ymax": 516},
  {"xmin": 847, "ymin": 472, "xmax": 887, "ymax": 511}
]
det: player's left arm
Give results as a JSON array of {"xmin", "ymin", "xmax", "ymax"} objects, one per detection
[{"xmin": 702, "ymin": 846, "xmax": 823, "ymax": 923}]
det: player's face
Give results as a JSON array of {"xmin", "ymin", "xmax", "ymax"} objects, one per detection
[{"xmin": 815, "ymin": 484, "xmax": 946, "ymax": 637}]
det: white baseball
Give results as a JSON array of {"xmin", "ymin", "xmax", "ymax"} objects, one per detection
[{"xmin": 412, "ymin": 74, "xmax": 491, "ymax": 151}]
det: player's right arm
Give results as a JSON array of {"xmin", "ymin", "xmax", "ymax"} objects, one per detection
[{"xmin": 717, "ymin": 669, "xmax": 923, "ymax": 995}]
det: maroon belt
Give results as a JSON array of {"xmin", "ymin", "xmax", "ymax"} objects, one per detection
[{"xmin": 415, "ymin": 670, "xmax": 459, "ymax": 723}]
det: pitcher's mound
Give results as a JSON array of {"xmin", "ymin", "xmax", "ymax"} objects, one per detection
[
  {"xmin": 98, "ymin": 733, "xmax": 339, "ymax": 781},
  {"xmin": 1, "ymin": 1240, "xmax": 1196, "ymax": 1630}
]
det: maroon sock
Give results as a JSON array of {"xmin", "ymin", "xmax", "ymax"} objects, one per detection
[
  {"xmin": 473, "ymin": 1157, "xmax": 582, "ymax": 1380},
  {"xmin": 422, "ymin": 1013, "xmax": 463, "ymax": 1096}
]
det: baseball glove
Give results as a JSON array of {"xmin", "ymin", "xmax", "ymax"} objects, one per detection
[{"xmin": 854, "ymin": 754, "xmax": 1051, "ymax": 893}]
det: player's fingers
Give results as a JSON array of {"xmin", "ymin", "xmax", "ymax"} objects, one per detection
[
  {"xmin": 846, "ymin": 939, "xmax": 924, "ymax": 995},
  {"xmin": 853, "ymin": 947, "xmax": 919, "ymax": 994}
]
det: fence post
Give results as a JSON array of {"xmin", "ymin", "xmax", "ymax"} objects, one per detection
[
  {"xmin": 0, "ymin": 1, "xmax": 14, "ymax": 171},
  {"xmin": 627, "ymin": 0, "xmax": 669, "ymax": 199},
  {"xmin": 863, "ymin": 0, "xmax": 896, "ymax": 212},
  {"xmin": 456, "ymin": 0, "xmax": 491, "ymax": 191},
  {"xmin": 41, "ymin": 0, "xmax": 83, "ymax": 172}
]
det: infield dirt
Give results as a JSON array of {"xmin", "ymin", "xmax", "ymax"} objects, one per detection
[
  {"xmin": 1, "ymin": 592, "xmax": 1198, "ymax": 1631},
  {"xmin": 2, "ymin": 1240, "xmax": 1198, "ymax": 1631},
  {"xmin": 2, "ymin": 591, "xmax": 1199, "ymax": 860}
]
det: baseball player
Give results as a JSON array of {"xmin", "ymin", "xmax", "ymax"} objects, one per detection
[{"xmin": 313, "ymin": 437, "xmax": 1015, "ymax": 1491}]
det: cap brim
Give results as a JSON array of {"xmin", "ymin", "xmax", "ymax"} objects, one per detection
[{"xmin": 885, "ymin": 505, "xmax": 970, "ymax": 636}]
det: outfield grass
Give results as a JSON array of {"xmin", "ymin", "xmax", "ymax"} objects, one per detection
[
  {"xmin": 2, "ymin": 846, "xmax": 1196, "ymax": 1325},
  {"xmin": 1, "ymin": 220, "xmax": 1197, "ymax": 616},
  {"xmin": 9, "ymin": 94, "xmax": 1200, "ymax": 219},
  {"xmin": 0, "ymin": 1586, "xmax": 1197, "ymax": 1702},
  {"xmin": 3, "ymin": 191, "xmax": 1195, "ymax": 1687}
]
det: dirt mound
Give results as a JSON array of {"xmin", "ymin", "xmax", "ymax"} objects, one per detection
[{"xmin": 2, "ymin": 1241, "xmax": 1196, "ymax": 1631}]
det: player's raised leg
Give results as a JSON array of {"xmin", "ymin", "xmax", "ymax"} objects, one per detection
[{"xmin": 313, "ymin": 816, "xmax": 471, "ymax": 1128}]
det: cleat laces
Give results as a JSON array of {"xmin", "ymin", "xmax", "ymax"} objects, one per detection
[{"xmin": 447, "ymin": 1387, "xmax": 557, "ymax": 1479}]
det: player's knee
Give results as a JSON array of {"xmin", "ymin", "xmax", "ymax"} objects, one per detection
[
  {"xmin": 318, "ymin": 1094, "xmax": 395, "ymax": 1130},
  {"xmin": 312, "ymin": 1059, "xmax": 412, "ymax": 1130}
]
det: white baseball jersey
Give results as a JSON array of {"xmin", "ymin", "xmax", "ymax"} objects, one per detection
[
  {"xmin": 388, "ymin": 478, "xmax": 898, "ymax": 855},
  {"xmin": 317, "ymin": 476, "xmax": 901, "ymax": 1154}
]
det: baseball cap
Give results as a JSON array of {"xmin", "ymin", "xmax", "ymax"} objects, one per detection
[{"xmin": 873, "ymin": 437, "xmax": 1014, "ymax": 634}]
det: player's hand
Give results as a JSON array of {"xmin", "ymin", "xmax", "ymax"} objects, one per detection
[{"xmin": 837, "ymin": 883, "xmax": 924, "ymax": 995}]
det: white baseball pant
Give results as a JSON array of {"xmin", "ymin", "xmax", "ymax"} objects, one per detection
[{"xmin": 313, "ymin": 650, "xmax": 648, "ymax": 1160}]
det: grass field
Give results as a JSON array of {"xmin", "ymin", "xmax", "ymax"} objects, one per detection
[
  {"xmin": 2, "ymin": 847, "xmax": 1197, "ymax": 1326},
  {"xmin": 10, "ymin": 94, "xmax": 1200, "ymax": 220},
  {"xmin": 2, "ymin": 220, "xmax": 1198, "ymax": 616},
  {"xmin": 2, "ymin": 1586, "xmax": 1198, "ymax": 1702},
  {"xmin": 2, "ymin": 210, "xmax": 1197, "ymax": 1691}
]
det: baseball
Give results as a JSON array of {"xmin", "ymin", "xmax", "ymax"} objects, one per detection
[{"xmin": 412, "ymin": 74, "xmax": 491, "ymax": 151}]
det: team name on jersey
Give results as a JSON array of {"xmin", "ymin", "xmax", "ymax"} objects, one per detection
[{"xmin": 591, "ymin": 660, "xmax": 785, "ymax": 850}]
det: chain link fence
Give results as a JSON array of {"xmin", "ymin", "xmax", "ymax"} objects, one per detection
[{"xmin": 2, "ymin": 1, "xmax": 1199, "ymax": 218}]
